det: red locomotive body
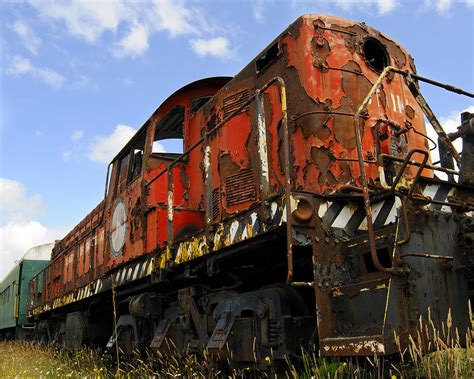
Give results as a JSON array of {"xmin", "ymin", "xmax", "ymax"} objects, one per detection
[{"xmin": 29, "ymin": 15, "xmax": 473, "ymax": 363}]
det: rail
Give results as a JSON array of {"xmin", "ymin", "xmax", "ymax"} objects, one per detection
[{"xmin": 353, "ymin": 66, "xmax": 474, "ymax": 274}]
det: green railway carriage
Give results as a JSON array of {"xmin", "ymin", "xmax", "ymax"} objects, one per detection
[{"xmin": 0, "ymin": 243, "xmax": 53, "ymax": 339}]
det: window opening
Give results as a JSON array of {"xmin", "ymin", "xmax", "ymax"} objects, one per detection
[
  {"xmin": 153, "ymin": 105, "xmax": 184, "ymax": 156},
  {"xmin": 362, "ymin": 38, "xmax": 389, "ymax": 72},
  {"xmin": 256, "ymin": 42, "xmax": 280, "ymax": 73},
  {"xmin": 128, "ymin": 131, "xmax": 146, "ymax": 182}
]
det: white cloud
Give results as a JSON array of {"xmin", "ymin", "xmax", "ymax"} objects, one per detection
[
  {"xmin": 26, "ymin": 0, "xmax": 226, "ymax": 59},
  {"xmin": 71, "ymin": 130, "xmax": 84, "ymax": 141},
  {"xmin": 28, "ymin": 0, "xmax": 126, "ymax": 43},
  {"xmin": 190, "ymin": 37, "xmax": 233, "ymax": 59},
  {"xmin": 0, "ymin": 178, "xmax": 46, "ymax": 216},
  {"xmin": 62, "ymin": 150, "xmax": 73, "ymax": 161},
  {"xmin": 6, "ymin": 55, "xmax": 65, "ymax": 89},
  {"xmin": 72, "ymin": 75, "xmax": 94, "ymax": 89},
  {"xmin": 252, "ymin": 0, "xmax": 271, "ymax": 22},
  {"xmin": 0, "ymin": 219, "xmax": 68, "ymax": 279},
  {"xmin": 0, "ymin": 178, "xmax": 68, "ymax": 279},
  {"xmin": 122, "ymin": 77, "xmax": 134, "ymax": 86},
  {"xmin": 436, "ymin": 0, "xmax": 453, "ymax": 12},
  {"xmin": 151, "ymin": 0, "xmax": 198, "ymax": 36},
  {"xmin": 113, "ymin": 24, "xmax": 149, "ymax": 59},
  {"xmin": 421, "ymin": 0, "xmax": 474, "ymax": 13},
  {"xmin": 11, "ymin": 19, "xmax": 42, "ymax": 54},
  {"xmin": 35, "ymin": 130, "xmax": 44, "ymax": 137},
  {"xmin": 87, "ymin": 124, "xmax": 136, "ymax": 163},
  {"xmin": 330, "ymin": 0, "xmax": 398, "ymax": 14}
]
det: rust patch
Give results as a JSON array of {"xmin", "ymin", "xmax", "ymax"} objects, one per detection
[
  {"xmin": 405, "ymin": 104, "xmax": 415, "ymax": 120},
  {"xmin": 219, "ymin": 152, "xmax": 240, "ymax": 178},
  {"xmin": 311, "ymin": 35, "xmax": 331, "ymax": 70},
  {"xmin": 379, "ymin": 35, "xmax": 407, "ymax": 68},
  {"xmin": 295, "ymin": 101, "xmax": 333, "ymax": 140},
  {"xmin": 311, "ymin": 147, "xmax": 337, "ymax": 186}
]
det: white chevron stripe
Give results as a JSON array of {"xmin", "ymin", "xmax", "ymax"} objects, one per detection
[
  {"xmin": 332, "ymin": 205, "xmax": 356, "ymax": 229},
  {"xmin": 359, "ymin": 201, "xmax": 385, "ymax": 230},
  {"xmin": 229, "ymin": 221, "xmax": 239, "ymax": 242},
  {"xmin": 271, "ymin": 202, "xmax": 278, "ymax": 217},
  {"xmin": 441, "ymin": 187, "xmax": 455, "ymax": 213},
  {"xmin": 385, "ymin": 197, "xmax": 402, "ymax": 225},
  {"xmin": 422, "ymin": 184, "xmax": 439, "ymax": 199},
  {"xmin": 318, "ymin": 202, "xmax": 331, "ymax": 218}
]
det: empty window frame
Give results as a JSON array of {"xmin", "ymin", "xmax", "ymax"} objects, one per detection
[{"xmin": 153, "ymin": 105, "xmax": 185, "ymax": 156}]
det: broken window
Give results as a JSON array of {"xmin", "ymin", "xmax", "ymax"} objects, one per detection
[
  {"xmin": 153, "ymin": 105, "xmax": 184, "ymax": 156},
  {"xmin": 362, "ymin": 38, "xmax": 389, "ymax": 72},
  {"xmin": 113, "ymin": 129, "xmax": 146, "ymax": 195},
  {"xmin": 256, "ymin": 42, "xmax": 280, "ymax": 73},
  {"xmin": 128, "ymin": 131, "xmax": 146, "ymax": 182}
]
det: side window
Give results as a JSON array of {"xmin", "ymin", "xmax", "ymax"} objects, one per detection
[
  {"xmin": 153, "ymin": 105, "xmax": 184, "ymax": 156},
  {"xmin": 129, "ymin": 132, "xmax": 146, "ymax": 182},
  {"xmin": 117, "ymin": 154, "xmax": 130, "ymax": 194},
  {"xmin": 114, "ymin": 130, "xmax": 146, "ymax": 195}
]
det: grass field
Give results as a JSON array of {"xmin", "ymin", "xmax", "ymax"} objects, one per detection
[
  {"xmin": 0, "ymin": 309, "xmax": 473, "ymax": 378},
  {"xmin": 0, "ymin": 339, "xmax": 472, "ymax": 378}
]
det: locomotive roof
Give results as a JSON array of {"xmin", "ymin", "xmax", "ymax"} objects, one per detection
[{"xmin": 110, "ymin": 76, "xmax": 231, "ymax": 164}]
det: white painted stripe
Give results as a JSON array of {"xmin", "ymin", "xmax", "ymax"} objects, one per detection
[
  {"xmin": 271, "ymin": 202, "xmax": 278, "ymax": 217},
  {"xmin": 241, "ymin": 223, "xmax": 248, "ymax": 240},
  {"xmin": 385, "ymin": 197, "xmax": 402, "ymax": 225},
  {"xmin": 229, "ymin": 221, "xmax": 239, "ymax": 242},
  {"xmin": 332, "ymin": 205, "xmax": 356, "ymax": 229},
  {"xmin": 441, "ymin": 187, "xmax": 455, "ymax": 213},
  {"xmin": 391, "ymin": 93, "xmax": 397, "ymax": 112},
  {"xmin": 250, "ymin": 212, "xmax": 257, "ymax": 227},
  {"xmin": 423, "ymin": 184, "xmax": 439, "ymax": 199},
  {"xmin": 359, "ymin": 201, "xmax": 385, "ymax": 230},
  {"xmin": 318, "ymin": 202, "xmax": 331, "ymax": 219},
  {"xmin": 133, "ymin": 265, "xmax": 140, "ymax": 280}
]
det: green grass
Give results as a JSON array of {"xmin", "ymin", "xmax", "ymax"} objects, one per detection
[
  {"xmin": 1, "ymin": 307, "xmax": 473, "ymax": 378},
  {"xmin": 0, "ymin": 340, "xmax": 472, "ymax": 378}
]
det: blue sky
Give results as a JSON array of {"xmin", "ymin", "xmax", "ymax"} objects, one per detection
[{"xmin": 0, "ymin": 0, "xmax": 473, "ymax": 278}]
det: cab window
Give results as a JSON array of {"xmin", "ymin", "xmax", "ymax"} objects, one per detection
[
  {"xmin": 153, "ymin": 105, "xmax": 184, "ymax": 156},
  {"xmin": 114, "ymin": 130, "xmax": 146, "ymax": 195}
]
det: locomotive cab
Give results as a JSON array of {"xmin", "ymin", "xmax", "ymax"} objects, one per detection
[{"xmin": 105, "ymin": 77, "xmax": 231, "ymax": 269}]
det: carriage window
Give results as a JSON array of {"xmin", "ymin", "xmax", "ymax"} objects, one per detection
[{"xmin": 153, "ymin": 105, "xmax": 184, "ymax": 155}]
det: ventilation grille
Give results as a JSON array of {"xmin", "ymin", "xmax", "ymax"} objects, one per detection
[
  {"xmin": 223, "ymin": 89, "xmax": 251, "ymax": 120},
  {"xmin": 225, "ymin": 169, "xmax": 256, "ymax": 207},
  {"xmin": 212, "ymin": 188, "xmax": 220, "ymax": 220}
]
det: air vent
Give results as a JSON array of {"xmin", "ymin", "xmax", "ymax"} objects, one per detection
[
  {"xmin": 223, "ymin": 89, "xmax": 251, "ymax": 120},
  {"xmin": 212, "ymin": 188, "xmax": 220, "ymax": 220},
  {"xmin": 225, "ymin": 168, "xmax": 256, "ymax": 207}
]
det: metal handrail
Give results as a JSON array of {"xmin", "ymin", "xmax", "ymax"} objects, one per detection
[{"xmin": 353, "ymin": 66, "xmax": 473, "ymax": 274}]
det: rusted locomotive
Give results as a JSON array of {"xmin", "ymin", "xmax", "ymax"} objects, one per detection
[{"xmin": 27, "ymin": 15, "xmax": 474, "ymax": 365}]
